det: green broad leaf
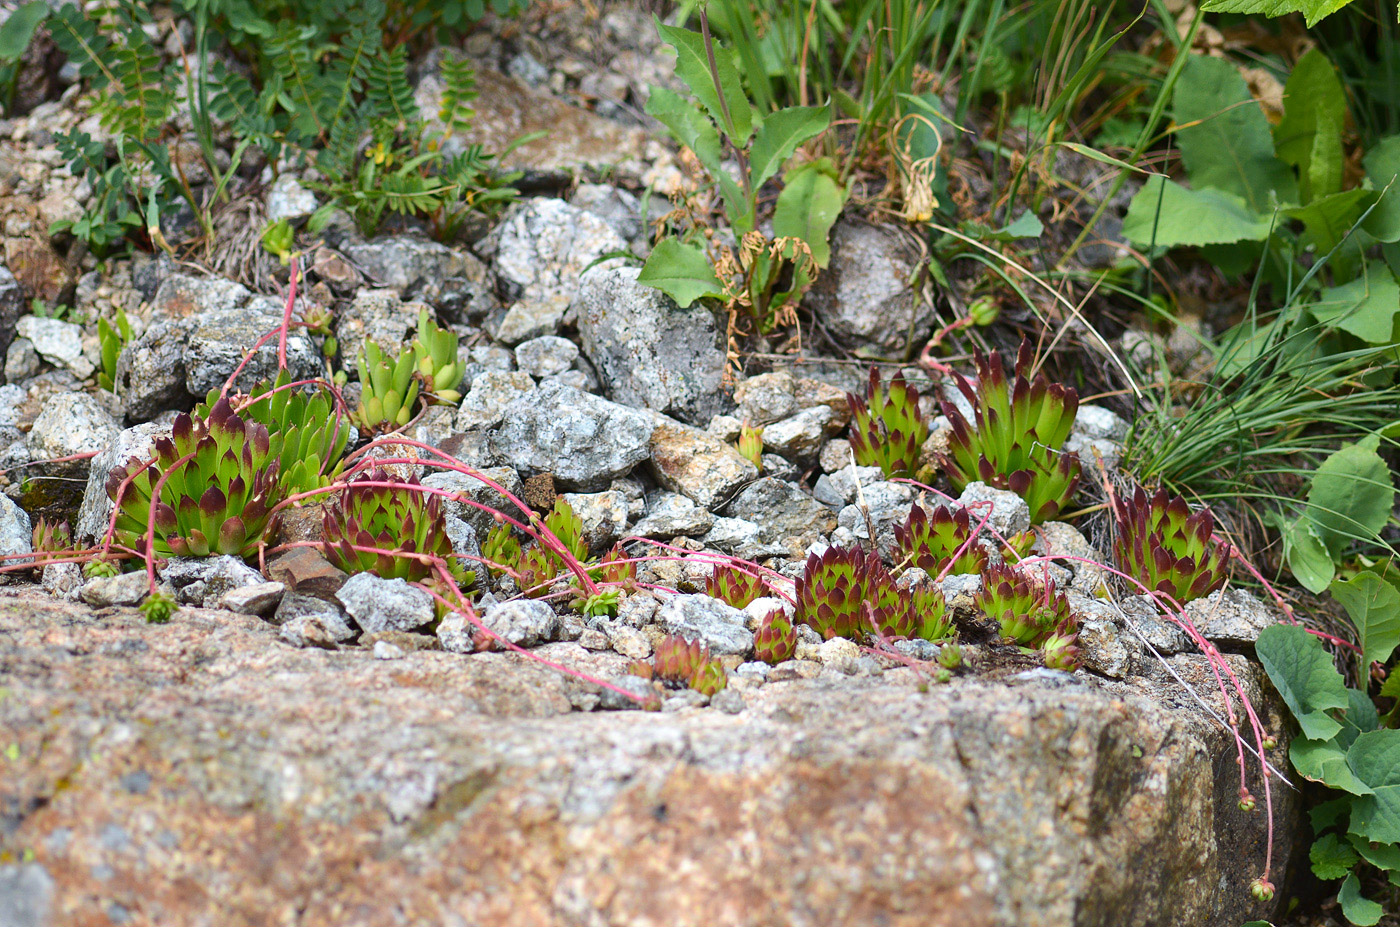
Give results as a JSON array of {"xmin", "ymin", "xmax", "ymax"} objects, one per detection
[
  {"xmin": 1293, "ymin": 738, "xmax": 1373, "ymax": 794},
  {"xmin": 1381, "ymin": 672, "xmax": 1400, "ymax": 700},
  {"xmin": 772, "ymin": 160, "xmax": 846, "ymax": 267},
  {"xmin": 1312, "ymin": 796, "xmax": 1352, "ymax": 832},
  {"xmin": 656, "ymin": 22, "xmax": 753, "ymax": 147},
  {"xmin": 1310, "ymin": 832, "xmax": 1360, "ymax": 880},
  {"xmin": 1173, "ymin": 55, "xmax": 1297, "ymax": 211},
  {"xmin": 749, "ymin": 106, "xmax": 830, "ymax": 191},
  {"xmin": 1306, "ymin": 438, "xmax": 1395, "ymax": 559},
  {"xmin": 1285, "ymin": 189, "xmax": 1374, "ymax": 255},
  {"xmin": 645, "ymin": 86, "xmax": 723, "ymax": 175},
  {"xmin": 1274, "ymin": 48, "xmax": 1348, "ymax": 202},
  {"xmin": 1285, "ymin": 518, "xmax": 1336, "ymax": 593},
  {"xmin": 0, "ymin": 0, "xmax": 47, "ymax": 61},
  {"xmin": 636, "ymin": 237, "xmax": 724, "ymax": 309},
  {"xmin": 1362, "ymin": 136, "xmax": 1400, "ymax": 243},
  {"xmin": 986, "ymin": 212, "xmax": 1044, "ymax": 241},
  {"xmin": 1331, "ymin": 571, "xmax": 1400, "ymax": 669},
  {"xmin": 1122, "ymin": 177, "xmax": 1273, "ymax": 247},
  {"xmin": 1346, "ymin": 729, "xmax": 1400, "ymax": 844},
  {"xmin": 1338, "ymin": 871, "xmax": 1384, "ymax": 926},
  {"xmin": 1310, "ymin": 264, "xmax": 1400, "ymax": 344},
  {"xmin": 1256, "ymin": 623, "xmax": 1349, "ymax": 741},
  {"xmin": 1199, "ymin": 0, "xmax": 1354, "ymax": 27},
  {"xmin": 1348, "ymin": 834, "xmax": 1400, "ymax": 872}
]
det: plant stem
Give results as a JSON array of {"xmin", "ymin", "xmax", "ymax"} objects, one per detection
[{"xmin": 699, "ymin": 9, "xmax": 754, "ymax": 211}]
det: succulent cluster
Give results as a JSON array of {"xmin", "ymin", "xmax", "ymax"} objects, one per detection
[
  {"xmin": 975, "ymin": 564, "xmax": 1080, "ymax": 670},
  {"xmin": 737, "ymin": 424, "xmax": 764, "ymax": 471},
  {"xmin": 322, "ymin": 468, "xmax": 456, "ymax": 582},
  {"xmin": 412, "ymin": 308, "xmax": 465, "ymax": 404},
  {"xmin": 197, "ymin": 371, "xmax": 349, "ymax": 496},
  {"xmin": 940, "ymin": 340, "xmax": 1080, "ymax": 523},
  {"xmin": 1112, "ymin": 484, "xmax": 1228, "ymax": 604},
  {"xmin": 796, "ymin": 545, "xmax": 954, "ymax": 644},
  {"xmin": 481, "ymin": 498, "xmax": 590, "ymax": 596},
  {"xmin": 355, "ymin": 340, "xmax": 421, "ymax": 433},
  {"xmin": 848, "ymin": 368, "xmax": 930, "ymax": 478},
  {"xmin": 796, "ymin": 545, "xmax": 877, "ymax": 641},
  {"xmin": 893, "ymin": 504, "xmax": 988, "ymax": 576},
  {"xmin": 705, "ymin": 563, "xmax": 766, "ymax": 609},
  {"xmin": 354, "ymin": 310, "xmax": 467, "ymax": 433},
  {"xmin": 31, "ymin": 517, "xmax": 73, "ymax": 561},
  {"xmin": 594, "ymin": 542, "xmax": 637, "ymax": 589},
  {"xmin": 650, "ymin": 635, "xmax": 728, "ymax": 696},
  {"xmin": 752, "ymin": 608, "xmax": 798, "ymax": 664},
  {"xmin": 108, "ymin": 399, "xmax": 280, "ymax": 559}
]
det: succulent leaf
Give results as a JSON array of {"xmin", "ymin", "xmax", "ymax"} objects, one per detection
[
  {"xmin": 893, "ymin": 504, "xmax": 988, "ymax": 576},
  {"xmin": 1111, "ymin": 484, "xmax": 1228, "ymax": 604},
  {"xmin": 106, "ymin": 399, "xmax": 282, "ymax": 561},
  {"xmin": 321, "ymin": 468, "xmax": 457, "ymax": 582},
  {"xmin": 847, "ymin": 368, "xmax": 930, "ymax": 477},
  {"xmin": 938, "ymin": 339, "xmax": 1080, "ymax": 524},
  {"xmin": 705, "ymin": 563, "xmax": 766, "ymax": 610}
]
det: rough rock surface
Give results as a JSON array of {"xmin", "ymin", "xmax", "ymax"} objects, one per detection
[
  {"xmin": 0, "ymin": 590, "xmax": 1292, "ymax": 927},
  {"xmin": 574, "ymin": 265, "xmax": 730, "ymax": 425},
  {"xmin": 491, "ymin": 381, "xmax": 654, "ymax": 491},
  {"xmin": 804, "ymin": 221, "xmax": 937, "ymax": 355}
]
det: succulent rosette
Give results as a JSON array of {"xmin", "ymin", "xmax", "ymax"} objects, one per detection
[
  {"xmin": 706, "ymin": 563, "xmax": 766, "ymax": 609},
  {"xmin": 863, "ymin": 561, "xmax": 953, "ymax": 643},
  {"xmin": 796, "ymin": 545, "xmax": 877, "ymax": 641},
  {"xmin": 1112, "ymin": 484, "xmax": 1228, "ymax": 603},
  {"xmin": 752, "ymin": 609, "xmax": 798, "ymax": 664},
  {"xmin": 848, "ymin": 367, "xmax": 930, "ymax": 478},
  {"xmin": 939, "ymin": 339, "xmax": 1080, "ymax": 523},
  {"xmin": 198, "ymin": 369, "xmax": 349, "ymax": 496},
  {"xmin": 107, "ymin": 398, "xmax": 281, "ymax": 559},
  {"xmin": 975, "ymin": 564, "xmax": 1075, "ymax": 652},
  {"xmin": 894, "ymin": 504, "xmax": 988, "ymax": 576},
  {"xmin": 322, "ymin": 467, "xmax": 455, "ymax": 582},
  {"xmin": 689, "ymin": 659, "xmax": 729, "ymax": 696}
]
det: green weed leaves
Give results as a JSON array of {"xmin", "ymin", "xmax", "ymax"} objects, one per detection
[{"xmin": 1256, "ymin": 622, "xmax": 1400, "ymax": 923}]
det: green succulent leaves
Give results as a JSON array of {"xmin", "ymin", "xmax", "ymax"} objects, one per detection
[
  {"xmin": 108, "ymin": 398, "xmax": 280, "ymax": 559},
  {"xmin": 1111, "ymin": 484, "xmax": 1229, "ymax": 604},
  {"xmin": 355, "ymin": 339, "xmax": 420, "ymax": 433},
  {"xmin": 355, "ymin": 310, "xmax": 464, "ymax": 432},
  {"xmin": 940, "ymin": 339, "xmax": 1080, "ymax": 524},
  {"xmin": 976, "ymin": 564, "xmax": 1081, "ymax": 669},
  {"xmin": 322, "ymin": 467, "xmax": 456, "ymax": 582},
  {"xmin": 848, "ymin": 367, "xmax": 929, "ymax": 478},
  {"xmin": 894, "ymin": 504, "xmax": 988, "ymax": 577},
  {"xmin": 705, "ymin": 563, "xmax": 766, "ymax": 610},
  {"xmin": 795, "ymin": 545, "xmax": 951, "ymax": 644}
]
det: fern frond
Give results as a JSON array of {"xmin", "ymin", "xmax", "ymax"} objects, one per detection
[
  {"xmin": 438, "ymin": 55, "xmax": 477, "ymax": 139},
  {"xmin": 365, "ymin": 44, "xmax": 417, "ymax": 129},
  {"xmin": 266, "ymin": 21, "xmax": 327, "ymax": 143},
  {"xmin": 321, "ymin": 18, "xmax": 379, "ymax": 131}
]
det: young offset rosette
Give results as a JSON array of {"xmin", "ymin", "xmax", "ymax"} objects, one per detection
[
  {"xmin": 939, "ymin": 339, "xmax": 1080, "ymax": 523},
  {"xmin": 706, "ymin": 562, "xmax": 766, "ymax": 610},
  {"xmin": 322, "ymin": 468, "xmax": 455, "ymax": 582},
  {"xmin": 893, "ymin": 503, "xmax": 988, "ymax": 576},
  {"xmin": 107, "ymin": 398, "xmax": 281, "ymax": 559},
  {"xmin": 975, "ymin": 563, "xmax": 1077, "ymax": 661},
  {"xmin": 752, "ymin": 608, "xmax": 797, "ymax": 664},
  {"xmin": 864, "ymin": 561, "xmax": 953, "ymax": 643},
  {"xmin": 847, "ymin": 367, "xmax": 930, "ymax": 478},
  {"xmin": 1112, "ymin": 484, "xmax": 1228, "ymax": 604},
  {"xmin": 652, "ymin": 634, "xmax": 728, "ymax": 695},
  {"xmin": 796, "ymin": 545, "xmax": 876, "ymax": 641}
]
